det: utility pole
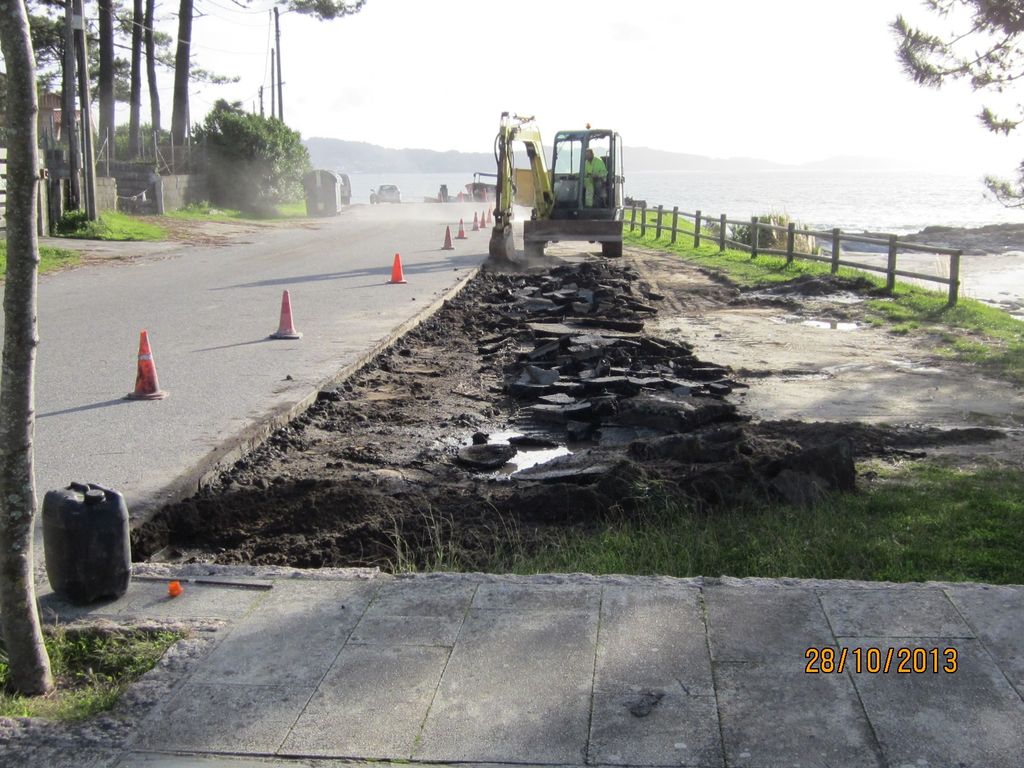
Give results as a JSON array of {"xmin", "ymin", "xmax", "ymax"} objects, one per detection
[
  {"xmin": 270, "ymin": 52, "xmax": 276, "ymax": 119},
  {"xmin": 274, "ymin": 7, "xmax": 283, "ymax": 122},
  {"xmin": 62, "ymin": 0, "xmax": 81, "ymax": 209},
  {"xmin": 258, "ymin": 86, "xmax": 264, "ymax": 118},
  {"xmin": 72, "ymin": 0, "xmax": 98, "ymax": 220}
]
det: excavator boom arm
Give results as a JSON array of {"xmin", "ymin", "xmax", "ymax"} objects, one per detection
[{"xmin": 493, "ymin": 113, "xmax": 553, "ymax": 231}]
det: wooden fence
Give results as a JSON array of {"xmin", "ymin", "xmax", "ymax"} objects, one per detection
[{"xmin": 627, "ymin": 203, "xmax": 963, "ymax": 306}]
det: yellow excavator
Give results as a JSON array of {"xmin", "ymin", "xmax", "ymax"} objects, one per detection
[{"xmin": 487, "ymin": 112, "xmax": 624, "ymax": 267}]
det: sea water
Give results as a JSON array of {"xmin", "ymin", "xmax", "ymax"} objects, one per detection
[{"xmin": 348, "ymin": 169, "xmax": 1024, "ymax": 234}]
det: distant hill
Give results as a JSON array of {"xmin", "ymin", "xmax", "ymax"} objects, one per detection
[
  {"xmin": 624, "ymin": 147, "xmax": 783, "ymax": 172},
  {"xmin": 304, "ymin": 137, "xmax": 890, "ymax": 174},
  {"xmin": 304, "ymin": 138, "xmax": 494, "ymax": 173}
]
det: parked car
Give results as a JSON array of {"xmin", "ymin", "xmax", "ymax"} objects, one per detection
[{"xmin": 370, "ymin": 184, "xmax": 402, "ymax": 204}]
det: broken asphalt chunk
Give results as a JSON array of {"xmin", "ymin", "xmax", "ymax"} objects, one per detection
[{"xmin": 456, "ymin": 443, "xmax": 517, "ymax": 470}]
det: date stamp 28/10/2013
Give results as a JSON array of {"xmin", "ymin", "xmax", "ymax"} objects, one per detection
[{"xmin": 804, "ymin": 646, "xmax": 958, "ymax": 674}]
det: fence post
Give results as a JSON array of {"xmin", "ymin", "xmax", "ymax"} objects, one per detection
[
  {"xmin": 670, "ymin": 206, "xmax": 679, "ymax": 244},
  {"xmin": 831, "ymin": 228, "xmax": 841, "ymax": 274},
  {"xmin": 640, "ymin": 202, "xmax": 647, "ymax": 237},
  {"xmin": 886, "ymin": 235, "xmax": 898, "ymax": 293},
  {"xmin": 884, "ymin": 234, "xmax": 901, "ymax": 294},
  {"xmin": 655, "ymin": 205, "xmax": 664, "ymax": 240},
  {"xmin": 750, "ymin": 216, "xmax": 759, "ymax": 258},
  {"xmin": 786, "ymin": 222, "xmax": 795, "ymax": 264},
  {"xmin": 693, "ymin": 209, "xmax": 702, "ymax": 248},
  {"xmin": 629, "ymin": 205, "xmax": 636, "ymax": 232},
  {"xmin": 719, "ymin": 214, "xmax": 726, "ymax": 251},
  {"xmin": 948, "ymin": 250, "xmax": 961, "ymax": 307}
]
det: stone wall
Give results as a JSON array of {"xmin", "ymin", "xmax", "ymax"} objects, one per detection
[
  {"xmin": 159, "ymin": 174, "xmax": 207, "ymax": 212},
  {"xmin": 96, "ymin": 177, "xmax": 117, "ymax": 213}
]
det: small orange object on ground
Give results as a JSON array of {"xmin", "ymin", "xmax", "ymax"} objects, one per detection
[{"xmin": 168, "ymin": 580, "xmax": 183, "ymax": 598}]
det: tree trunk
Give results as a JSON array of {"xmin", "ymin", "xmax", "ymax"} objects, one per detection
[
  {"xmin": 144, "ymin": 0, "xmax": 160, "ymax": 133},
  {"xmin": 0, "ymin": 0, "xmax": 55, "ymax": 698},
  {"xmin": 62, "ymin": 0, "xmax": 82, "ymax": 209},
  {"xmin": 98, "ymin": 0, "xmax": 115, "ymax": 163},
  {"xmin": 170, "ymin": 0, "xmax": 194, "ymax": 150},
  {"xmin": 128, "ymin": 0, "xmax": 143, "ymax": 158}
]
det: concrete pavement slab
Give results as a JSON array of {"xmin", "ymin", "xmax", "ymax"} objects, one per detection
[
  {"xmin": 849, "ymin": 637, "xmax": 1024, "ymax": 767},
  {"xmin": 595, "ymin": 585, "xmax": 712, "ymax": 694},
  {"xmin": 471, "ymin": 579, "xmax": 601, "ymax": 612},
  {"xmin": 131, "ymin": 682, "xmax": 314, "ymax": 754},
  {"xmin": 589, "ymin": 585, "xmax": 720, "ymax": 766},
  {"xmin": 36, "ymin": 577, "xmax": 271, "ymax": 623},
  {"xmin": 704, "ymin": 586, "xmax": 834, "ymax": 661},
  {"xmin": 820, "ymin": 586, "xmax": 975, "ymax": 637},
  {"xmin": 588, "ymin": 690, "xmax": 722, "ymax": 767},
  {"xmin": 195, "ymin": 580, "xmax": 376, "ymax": 686},
  {"xmin": 280, "ymin": 644, "xmax": 449, "ymax": 758},
  {"xmin": 348, "ymin": 576, "xmax": 476, "ymax": 646},
  {"xmin": 715, "ymin": 660, "xmax": 882, "ymax": 767},
  {"xmin": 414, "ymin": 607, "xmax": 598, "ymax": 763},
  {"xmin": 945, "ymin": 583, "xmax": 1024, "ymax": 693}
]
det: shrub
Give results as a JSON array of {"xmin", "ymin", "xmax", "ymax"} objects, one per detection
[
  {"xmin": 731, "ymin": 212, "xmax": 814, "ymax": 253},
  {"xmin": 193, "ymin": 100, "xmax": 311, "ymax": 215}
]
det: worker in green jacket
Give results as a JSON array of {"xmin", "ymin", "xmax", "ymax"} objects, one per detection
[{"xmin": 584, "ymin": 148, "xmax": 608, "ymax": 207}]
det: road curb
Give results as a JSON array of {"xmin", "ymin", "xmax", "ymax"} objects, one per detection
[{"xmin": 129, "ymin": 266, "xmax": 481, "ymax": 525}]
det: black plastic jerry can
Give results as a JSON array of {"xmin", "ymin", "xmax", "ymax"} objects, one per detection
[{"xmin": 42, "ymin": 482, "xmax": 131, "ymax": 604}]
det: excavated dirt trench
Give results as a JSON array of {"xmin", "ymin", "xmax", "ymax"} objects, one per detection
[{"xmin": 132, "ymin": 251, "xmax": 1010, "ymax": 571}]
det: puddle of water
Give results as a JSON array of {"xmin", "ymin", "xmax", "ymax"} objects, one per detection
[
  {"xmin": 801, "ymin": 319, "xmax": 859, "ymax": 331},
  {"xmin": 770, "ymin": 315, "xmax": 859, "ymax": 331},
  {"xmin": 497, "ymin": 445, "xmax": 572, "ymax": 475},
  {"xmin": 465, "ymin": 430, "xmax": 573, "ymax": 477}
]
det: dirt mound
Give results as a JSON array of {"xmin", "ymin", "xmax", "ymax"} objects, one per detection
[{"xmin": 748, "ymin": 274, "xmax": 879, "ymax": 297}]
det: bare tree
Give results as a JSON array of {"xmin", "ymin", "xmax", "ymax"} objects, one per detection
[
  {"xmin": 169, "ymin": 0, "xmax": 192, "ymax": 147},
  {"xmin": 128, "ymin": 0, "xmax": 143, "ymax": 156},
  {"xmin": 894, "ymin": 0, "xmax": 1024, "ymax": 205},
  {"xmin": 98, "ymin": 0, "xmax": 115, "ymax": 159},
  {"xmin": 144, "ymin": 0, "xmax": 159, "ymax": 132},
  {"xmin": 0, "ymin": 0, "xmax": 55, "ymax": 697}
]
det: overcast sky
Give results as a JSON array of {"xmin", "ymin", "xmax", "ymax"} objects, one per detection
[{"xmin": 157, "ymin": 0, "xmax": 1018, "ymax": 172}]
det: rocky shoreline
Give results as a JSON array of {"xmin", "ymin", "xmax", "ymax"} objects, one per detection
[{"xmin": 860, "ymin": 222, "xmax": 1024, "ymax": 255}]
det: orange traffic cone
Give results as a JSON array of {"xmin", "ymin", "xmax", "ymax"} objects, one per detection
[
  {"xmin": 486, "ymin": 208, "xmax": 493, "ymax": 226},
  {"xmin": 270, "ymin": 290, "xmax": 303, "ymax": 339},
  {"xmin": 481, "ymin": 210, "xmax": 487, "ymax": 228},
  {"xmin": 442, "ymin": 225, "xmax": 454, "ymax": 250},
  {"xmin": 168, "ymin": 581, "xmax": 183, "ymax": 598},
  {"xmin": 389, "ymin": 253, "xmax": 407, "ymax": 284},
  {"xmin": 456, "ymin": 219, "xmax": 467, "ymax": 239},
  {"xmin": 472, "ymin": 212, "xmax": 480, "ymax": 231},
  {"xmin": 126, "ymin": 330, "xmax": 168, "ymax": 400}
]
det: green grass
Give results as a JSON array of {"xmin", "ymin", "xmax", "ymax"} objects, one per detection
[
  {"xmin": 0, "ymin": 626, "xmax": 186, "ymax": 720},
  {"xmin": 166, "ymin": 199, "xmax": 308, "ymax": 221},
  {"xmin": 56, "ymin": 210, "xmax": 166, "ymax": 241},
  {"xmin": 164, "ymin": 201, "xmax": 247, "ymax": 222},
  {"xmin": 491, "ymin": 463, "xmax": 1024, "ymax": 584},
  {"xmin": 626, "ymin": 209, "xmax": 1024, "ymax": 384},
  {"xmin": 0, "ymin": 241, "xmax": 80, "ymax": 275}
]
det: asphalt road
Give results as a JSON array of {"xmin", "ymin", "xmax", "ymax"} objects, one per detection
[{"xmin": 0, "ymin": 203, "xmax": 490, "ymax": 557}]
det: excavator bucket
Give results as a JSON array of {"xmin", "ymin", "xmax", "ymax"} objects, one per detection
[{"xmin": 484, "ymin": 226, "xmax": 521, "ymax": 271}]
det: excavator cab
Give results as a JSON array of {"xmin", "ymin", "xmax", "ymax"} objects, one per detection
[{"xmin": 550, "ymin": 130, "xmax": 623, "ymax": 220}]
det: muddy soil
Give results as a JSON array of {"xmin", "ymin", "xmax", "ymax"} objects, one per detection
[{"xmin": 132, "ymin": 250, "xmax": 1017, "ymax": 571}]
